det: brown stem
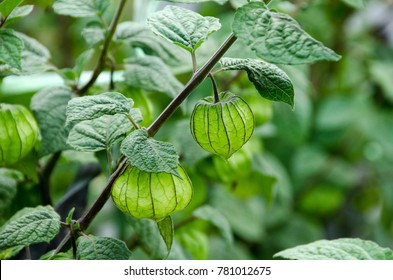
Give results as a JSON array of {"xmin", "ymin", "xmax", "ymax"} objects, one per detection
[
  {"xmin": 38, "ymin": 151, "xmax": 61, "ymax": 205},
  {"xmin": 76, "ymin": 0, "xmax": 127, "ymax": 95}
]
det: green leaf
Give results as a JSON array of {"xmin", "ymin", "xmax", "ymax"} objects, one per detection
[
  {"xmin": 157, "ymin": 0, "xmax": 227, "ymax": 4},
  {"xmin": 67, "ymin": 113, "xmax": 138, "ymax": 152},
  {"xmin": 82, "ymin": 26, "xmax": 105, "ymax": 47},
  {"xmin": 147, "ymin": 5, "xmax": 221, "ymax": 52},
  {"xmin": 157, "ymin": 216, "xmax": 174, "ymax": 257},
  {"xmin": 274, "ymin": 238, "xmax": 393, "ymax": 260},
  {"xmin": 3, "ymin": 5, "xmax": 34, "ymax": 26},
  {"xmin": 0, "ymin": 205, "xmax": 60, "ymax": 251},
  {"xmin": 0, "ymin": 28, "xmax": 24, "ymax": 70},
  {"xmin": 193, "ymin": 205, "xmax": 233, "ymax": 245},
  {"xmin": 77, "ymin": 235, "xmax": 132, "ymax": 260},
  {"xmin": 127, "ymin": 217, "xmax": 168, "ymax": 259},
  {"xmin": 14, "ymin": 32, "xmax": 52, "ymax": 75},
  {"xmin": 124, "ymin": 55, "xmax": 183, "ymax": 98},
  {"xmin": 31, "ymin": 87, "xmax": 72, "ymax": 156},
  {"xmin": 73, "ymin": 49, "xmax": 94, "ymax": 77},
  {"xmin": 220, "ymin": 57, "xmax": 294, "ymax": 107},
  {"xmin": 0, "ymin": 0, "xmax": 24, "ymax": 18},
  {"xmin": 232, "ymin": 2, "xmax": 341, "ymax": 64},
  {"xmin": 53, "ymin": 0, "xmax": 109, "ymax": 18},
  {"xmin": 0, "ymin": 169, "xmax": 21, "ymax": 214},
  {"xmin": 65, "ymin": 92, "xmax": 133, "ymax": 127},
  {"xmin": 115, "ymin": 21, "xmax": 189, "ymax": 67},
  {"xmin": 120, "ymin": 129, "xmax": 180, "ymax": 177}
]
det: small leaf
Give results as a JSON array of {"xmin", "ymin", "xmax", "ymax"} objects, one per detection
[
  {"xmin": 0, "ymin": 28, "xmax": 24, "ymax": 70},
  {"xmin": 3, "ymin": 5, "xmax": 34, "ymax": 26},
  {"xmin": 233, "ymin": 2, "xmax": 341, "ymax": 64},
  {"xmin": 115, "ymin": 22, "xmax": 189, "ymax": 67},
  {"xmin": 65, "ymin": 207, "xmax": 75, "ymax": 225},
  {"xmin": 82, "ymin": 26, "xmax": 105, "ymax": 47},
  {"xmin": 53, "ymin": 0, "xmax": 109, "ymax": 18},
  {"xmin": 31, "ymin": 87, "xmax": 72, "ymax": 156},
  {"xmin": 120, "ymin": 129, "xmax": 180, "ymax": 176},
  {"xmin": 73, "ymin": 49, "xmax": 94, "ymax": 77},
  {"xmin": 274, "ymin": 238, "xmax": 393, "ymax": 260},
  {"xmin": 65, "ymin": 92, "xmax": 133, "ymax": 127},
  {"xmin": 67, "ymin": 114, "xmax": 135, "ymax": 152},
  {"xmin": 77, "ymin": 235, "xmax": 132, "ymax": 260},
  {"xmin": 0, "ymin": 0, "xmax": 24, "ymax": 18},
  {"xmin": 0, "ymin": 206, "xmax": 60, "ymax": 251},
  {"xmin": 220, "ymin": 57, "xmax": 294, "ymax": 107},
  {"xmin": 147, "ymin": 5, "xmax": 221, "ymax": 52},
  {"xmin": 124, "ymin": 55, "xmax": 183, "ymax": 98},
  {"xmin": 193, "ymin": 205, "xmax": 233, "ymax": 245},
  {"xmin": 157, "ymin": 216, "xmax": 174, "ymax": 257}
]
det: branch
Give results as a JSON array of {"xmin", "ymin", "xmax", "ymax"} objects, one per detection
[
  {"xmin": 38, "ymin": 151, "xmax": 62, "ymax": 205},
  {"xmin": 53, "ymin": 33, "xmax": 237, "ymax": 254},
  {"xmin": 76, "ymin": 0, "xmax": 127, "ymax": 95},
  {"xmin": 147, "ymin": 33, "xmax": 237, "ymax": 137}
]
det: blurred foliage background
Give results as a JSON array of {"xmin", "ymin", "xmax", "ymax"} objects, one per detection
[{"xmin": 1, "ymin": 0, "xmax": 393, "ymax": 259}]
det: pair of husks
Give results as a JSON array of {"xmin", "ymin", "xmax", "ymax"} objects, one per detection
[
  {"xmin": 112, "ymin": 91, "xmax": 255, "ymax": 221},
  {"xmin": 0, "ymin": 92, "xmax": 254, "ymax": 221}
]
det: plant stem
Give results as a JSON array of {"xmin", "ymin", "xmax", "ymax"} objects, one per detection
[
  {"xmin": 147, "ymin": 33, "xmax": 237, "ymax": 137},
  {"xmin": 76, "ymin": 0, "xmax": 127, "ymax": 95},
  {"xmin": 126, "ymin": 114, "xmax": 140, "ymax": 130},
  {"xmin": 53, "ymin": 33, "xmax": 237, "ymax": 254},
  {"xmin": 209, "ymin": 73, "xmax": 220, "ymax": 103},
  {"xmin": 38, "ymin": 151, "xmax": 61, "ymax": 205}
]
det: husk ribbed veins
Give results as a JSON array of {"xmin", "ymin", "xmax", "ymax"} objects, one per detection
[
  {"xmin": 111, "ymin": 165, "xmax": 193, "ymax": 221},
  {"xmin": 190, "ymin": 92, "xmax": 254, "ymax": 159},
  {"xmin": 0, "ymin": 104, "xmax": 39, "ymax": 165}
]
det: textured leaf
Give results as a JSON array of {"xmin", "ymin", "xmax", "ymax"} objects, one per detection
[
  {"xmin": 232, "ymin": 2, "xmax": 341, "ymax": 64},
  {"xmin": 0, "ymin": 28, "xmax": 24, "ymax": 70},
  {"xmin": 82, "ymin": 26, "xmax": 105, "ymax": 47},
  {"xmin": 147, "ymin": 5, "xmax": 221, "ymax": 52},
  {"xmin": 157, "ymin": 216, "xmax": 174, "ymax": 257},
  {"xmin": 13, "ymin": 32, "xmax": 53, "ymax": 75},
  {"xmin": 77, "ymin": 235, "xmax": 132, "ymax": 260},
  {"xmin": 31, "ymin": 87, "xmax": 72, "ymax": 156},
  {"xmin": 67, "ymin": 113, "xmax": 139, "ymax": 152},
  {"xmin": 0, "ymin": 169, "xmax": 21, "ymax": 214},
  {"xmin": 65, "ymin": 92, "xmax": 133, "ymax": 127},
  {"xmin": 0, "ymin": 0, "xmax": 23, "ymax": 18},
  {"xmin": 157, "ymin": 0, "xmax": 227, "ymax": 4},
  {"xmin": 220, "ymin": 57, "xmax": 294, "ymax": 107},
  {"xmin": 194, "ymin": 205, "xmax": 233, "ymax": 245},
  {"xmin": 53, "ymin": 0, "xmax": 109, "ymax": 17},
  {"xmin": 0, "ymin": 206, "xmax": 60, "ymax": 251},
  {"xmin": 124, "ymin": 55, "xmax": 183, "ymax": 98},
  {"xmin": 115, "ymin": 21, "xmax": 188, "ymax": 66},
  {"xmin": 3, "ymin": 5, "xmax": 34, "ymax": 26},
  {"xmin": 274, "ymin": 238, "xmax": 393, "ymax": 260},
  {"xmin": 120, "ymin": 129, "xmax": 180, "ymax": 176}
]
